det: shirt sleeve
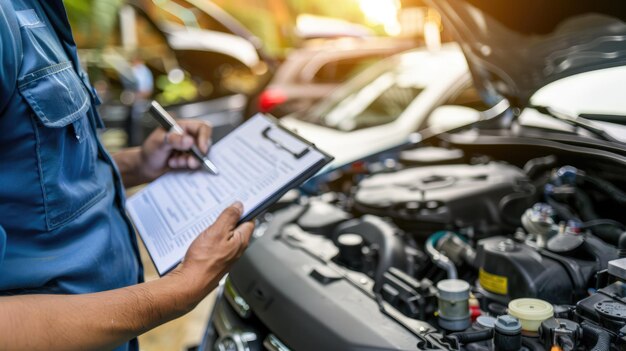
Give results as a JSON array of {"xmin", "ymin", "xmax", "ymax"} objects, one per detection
[
  {"xmin": 0, "ymin": 225, "xmax": 6, "ymax": 268},
  {"xmin": 0, "ymin": 3, "xmax": 19, "ymax": 114}
]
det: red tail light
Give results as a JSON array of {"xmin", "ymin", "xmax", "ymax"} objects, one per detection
[{"xmin": 258, "ymin": 88, "xmax": 287, "ymax": 113}]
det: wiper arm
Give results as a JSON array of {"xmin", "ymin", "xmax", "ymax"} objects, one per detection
[
  {"xmin": 578, "ymin": 113, "xmax": 626, "ymax": 125},
  {"xmin": 528, "ymin": 104, "xmax": 620, "ymax": 143}
]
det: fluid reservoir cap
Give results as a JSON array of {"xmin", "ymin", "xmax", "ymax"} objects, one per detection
[
  {"xmin": 476, "ymin": 315, "xmax": 497, "ymax": 329},
  {"xmin": 337, "ymin": 233, "xmax": 363, "ymax": 247},
  {"xmin": 595, "ymin": 300, "xmax": 626, "ymax": 321},
  {"xmin": 547, "ymin": 234, "xmax": 584, "ymax": 253},
  {"xmin": 508, "ymin": 298, "xmax": 554, "ymax": 332},
  {"xmin": 495, "ymin": 315, "xmax": 522, "ymax": 335},
  {"xmin": 437, "ymin": 279, "xmax": 470, "ymax": 301},
  {"xmin": 337, "ymin": 233, "xmax": 364, "ymax": 266}
]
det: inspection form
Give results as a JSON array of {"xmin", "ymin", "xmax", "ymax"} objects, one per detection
[{"xmin": 127, "ymin": 114, "xmax": 331, "ymax": 275}]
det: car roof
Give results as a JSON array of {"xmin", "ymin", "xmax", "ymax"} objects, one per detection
[{"xmin": 271, "ymin": 37, "xmax": 417, "ymax": 84}]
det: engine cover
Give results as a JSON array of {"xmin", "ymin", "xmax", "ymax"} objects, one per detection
[
  {"xmin": 353, "ymin": 163, "xmax": 529, "ymax": 237},
  {"xmin": 227, "ymin": 205, "xmax": 445, "ymax": 351}
]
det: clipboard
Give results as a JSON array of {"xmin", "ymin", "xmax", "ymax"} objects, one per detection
[
  {"xmin": 238, "ymin": 114, "xmax": 333, "ymax": 223},
  {"xmin": 127, "ymin": 113, "xmax": 333, "ymax": 275}
]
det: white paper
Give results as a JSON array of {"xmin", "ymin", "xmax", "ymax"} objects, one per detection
[{"xmin": 127, "ymin": 114, "xmax": 327, "ymax": 274}]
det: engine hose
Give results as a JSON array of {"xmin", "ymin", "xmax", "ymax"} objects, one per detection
[
  {"xmin": 619, "ymin": 231, "xmax": 626, "ymax": 258},
  {"xmin": 448, "ymin": 329, "xmax": 494, "ymax": 345},
  {"xmin": 581, "ymin": 323, "xmax": 610, "ymax": 351},
  {"xmin": 582, "ymin": 219, "xmax": 626, "ymax": 230},
  {"xmin": 425, "ymin": 231, "xmax": 458, "ymax": 279},
  {"xmin": 574, "ymin": 191, "xmax": 625, "ymax": 245},
  {"xmin": 580, "ymin": 174, "xmax": 626, "ymax": 204},
  {"xmin": 546, "ymin": 197, "xmax": 577, "ymax": 221},
  {"xmin": 574, "ymin": 190, "xmax": 599, "ymax": 221},
  {"xmin": 521, "ymin": 337, "xmax": 545, "ymax": 351}
]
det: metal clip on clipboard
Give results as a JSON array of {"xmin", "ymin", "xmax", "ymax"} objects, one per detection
[{"xmin": 261, "ymin": 125, "xmax": 312, "ymax": 159}]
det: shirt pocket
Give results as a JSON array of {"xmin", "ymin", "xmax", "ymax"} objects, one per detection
[{"xmin": 18, "ymin": 62, "xmax": 105, "ymax": 231}]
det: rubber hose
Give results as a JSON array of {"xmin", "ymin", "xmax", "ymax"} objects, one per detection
[
  {"xmin": 575, "ymin": 191, "xmax": 624, "ymax": 245},
  {"xmin": 521, "ymin": 337, "xmax": 545, "ymax": 351},
  {"xmin": 620, "ymin": 231, "xmax": 626, "ymax": 258},
  {"xmin": 581, "ymin": 174, "xmax": 626, "ymax": 204},
  {"xmin": 581, "ymin": 323, "xmax": 610, "ymax": 351},
  {"xmin": 546, "ymin": 197, "xmax": 577, "ymax": 221},
  {"xmin": 449, "ymin": 329, "xmax": 494, "ymax": 345}
]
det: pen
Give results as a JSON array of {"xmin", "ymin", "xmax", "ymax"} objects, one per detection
[{"xmin": 149, "ymin": 100, "xmax": 219, "ymax": 175}]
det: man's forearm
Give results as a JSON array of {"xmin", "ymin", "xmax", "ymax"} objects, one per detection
[
  {"xmin": 0, "ymin": 273, "xmax": 205, "ymax": 351},
  {"xmin": 112, "ymin": 147, "xmax": 149, "ymax": 188}
]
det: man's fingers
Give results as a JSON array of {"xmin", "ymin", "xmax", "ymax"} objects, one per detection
[
  {"xmin": 187, "ymin": 155, "xmax": 200, "ymax": 169},
  {"xmin": 181, "ymin": 121, "xmax": 213, "ymax": 154},
  {"xmin": 166, "ymin": 132, "xmax": 194, "ymax": 151},
  {"xmin": 210, "ymin": 202, "xmax": 243, "ymax": 234},
  {"xmin": 233, "ymin": 221, "xmax": 255, "ymax": 250},
  {"xmin": 167, "ymin": 153, "xmax": 188, "ymax": 168},
  {"xmin": 196, "ymin": 123, "xmax": 212, "ymax": 154}
]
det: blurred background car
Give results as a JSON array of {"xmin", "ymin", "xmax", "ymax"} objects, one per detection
[
  {"xmin": 78, "ymin": 0, "xmax": 274, "ymax": 148},
  {"xmin": 279, "ymin": 43, "xmax": 487, "ymax": 169},
  {"xmin": 294, "ymin": 13, "xmax": 376, "ymax": 39},
  {"xmin": 255, "ymin": 36, "xmax": 417, "ymax": 117}
]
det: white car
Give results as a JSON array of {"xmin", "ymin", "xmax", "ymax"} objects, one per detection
[{"xmin": 279, "ymin": 43, "xmax": 481, "ymax": 168}]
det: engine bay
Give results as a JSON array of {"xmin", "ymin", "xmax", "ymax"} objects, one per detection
[{"xmin": 217, "ymin": 142, "xmax": 626, "ymax": 351}]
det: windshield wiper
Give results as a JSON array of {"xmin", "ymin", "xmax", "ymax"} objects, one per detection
[
  {"xmin": 528, "ymin": 105, "xmax": 621, "ymax": 143},
  {"xmin": 578, "ymin": 113, "xmax": 626, "ymax": 125}
]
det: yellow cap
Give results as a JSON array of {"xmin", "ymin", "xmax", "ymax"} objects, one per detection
[{"xmin": 508, "ymin": 298, "xmax": 554, "ymax": 332}]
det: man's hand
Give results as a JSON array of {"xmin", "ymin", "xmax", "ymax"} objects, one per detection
[
  {"xmin": 170, "ymin": 202, "xmax": 255, "ymax": 302},
  {"xmin": 0, "ymin": 203, "xmax": 255, "ymax": 351},
  {"xmin": 140, "ymin": 119, "xmax": 213, "ymax": 181},
  {"xmin": 113, "ymin": 119, "xmax": 213, "ymax": 188}
]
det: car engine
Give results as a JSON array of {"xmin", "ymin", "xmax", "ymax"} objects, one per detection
[{"xmin": 211, "ymin": 145, "xmax": 626, "ymax": 351}]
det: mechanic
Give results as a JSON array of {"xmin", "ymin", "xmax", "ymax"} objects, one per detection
[{"xmin": 0, "ymin": 1, "xmax": 254, "ymax": 350}]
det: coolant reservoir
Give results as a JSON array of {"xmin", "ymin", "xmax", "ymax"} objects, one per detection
[
  {"xmin": 437, "ymin": 279, "xmax": 471, "ymax": 331},
  {"xmin": 508, "ymin": 298, "xmax": 554, "ymax": 333}
]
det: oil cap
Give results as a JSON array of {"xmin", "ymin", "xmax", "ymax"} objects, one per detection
[{"xmin": 508, "ymin": 298, "xmax": 554, "ymax": 333}]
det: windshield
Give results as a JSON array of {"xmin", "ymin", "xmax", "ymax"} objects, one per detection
[{"xmin": 297, "ymin": 52, "xmax": 427, "ymax": 132}]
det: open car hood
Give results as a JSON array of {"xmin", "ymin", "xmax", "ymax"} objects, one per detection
[{"xmin": 428, "ymin": 0, "xmax": 626, "ymax": 109}]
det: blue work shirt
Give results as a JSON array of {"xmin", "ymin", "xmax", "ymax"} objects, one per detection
[{"xmin": 0, "ymin": 1, "xmax": 142, "ymax": 350}]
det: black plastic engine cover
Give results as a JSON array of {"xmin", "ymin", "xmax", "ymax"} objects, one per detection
[
  {"xmin": 475, "ymin": 236, "xmax": 574, "ymax": 304},
  {"xmin": 228, "ymin": 205, "xmax": 438, "ymax": 351},
  {"xmin": 353, "ymin": 163, "xmax": 529, "ymax": 237}
]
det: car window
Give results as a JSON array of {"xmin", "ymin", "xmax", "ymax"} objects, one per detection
[
  {"xmin": 322, "ymin": 69, "xmax": 424, "ymax": 132},
  {"xmin": 311, "ymin": 56, "xmax": 385, "ymax": 84}
]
